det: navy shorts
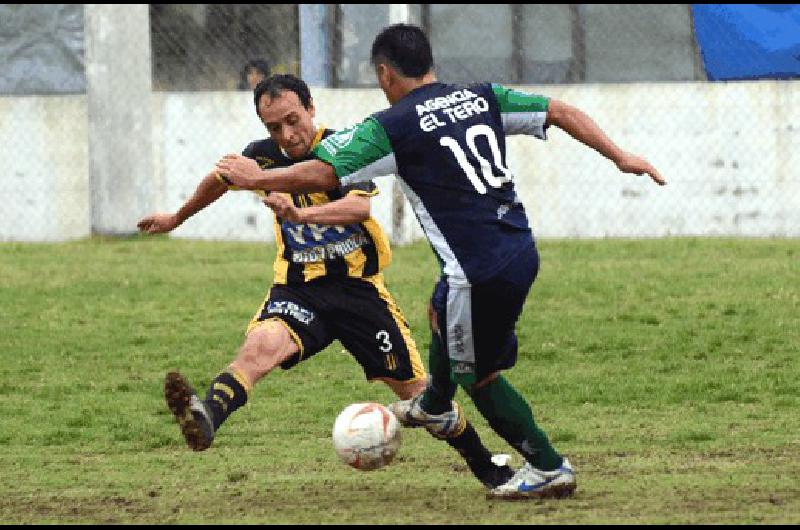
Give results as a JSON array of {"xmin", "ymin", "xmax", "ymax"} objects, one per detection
[{"xmin": 431, "ymin": 242, "xmax": 540, "ymax": 385}]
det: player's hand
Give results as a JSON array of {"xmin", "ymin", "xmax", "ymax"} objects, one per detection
[
  {"xmin": 615, "ymin": 152, "xmax": 666, "ymax": 186},
  {"xmin": 263, "ymin": 194, "xmax": 305, "ymax": 224},
  {"xmin": 137, "ymin": 213, "xmax": 180, "ymax": 234},
  {"xmin": 215, "ymin": 154, "xmax": 263, "ymax": 189}
]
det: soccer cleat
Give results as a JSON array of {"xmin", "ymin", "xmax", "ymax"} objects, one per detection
[
  {"xmin": 487, "ymin": 458, "xmax": 577, "ymax": 500},
  {"xmin": 388, "ymin": 394, "xmax": 466, "ymax": 439},
  {"xmin": 164, "ymin": 371, "xmax": 215, "ymax": 451},
  {"xmin": 472, "ymin": 460, "xmax": 515, "ymax": 490}
]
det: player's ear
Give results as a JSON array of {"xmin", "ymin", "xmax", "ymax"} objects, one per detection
[
  {"xmin": 307, "ymin": 97, "xmax": 316, "ymax": 119},
  {"xmin": 375, "ymin": 63, "xmax": 391, "ymax": 87}
]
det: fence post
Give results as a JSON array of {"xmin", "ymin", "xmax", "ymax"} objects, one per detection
[
  {"xmin": 300, "ymin": 4, "xmax": 331, "ymax": 87},
  {"xmin": 388, "ymin": 5, "xmax": 414, "ymax": 245},
  {"xmin": 85, "ymin": 4, "xmax": 153, "ymax": 235}
]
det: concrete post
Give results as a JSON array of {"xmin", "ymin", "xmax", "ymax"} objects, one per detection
[
  {"xmin": 388, "ymin": 4, "xmax": 415, "ymax": 245},
  {"xmin": 84, "ymin": 4, "xmax": 153, "ymax": 235},
  {"xmin": 300, "ymin": 4, "xmax": 331, "ymax": 87}
]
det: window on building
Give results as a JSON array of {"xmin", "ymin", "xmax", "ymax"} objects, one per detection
[{"xmin": 150, "ymin": 4, "xmax": 300, "ymax": 91}]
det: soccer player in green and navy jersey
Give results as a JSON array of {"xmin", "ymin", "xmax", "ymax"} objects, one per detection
[
  {"xmin": 138, "ymin": 74, "xmax": 514, "ymax": 489},
  {"xmin": 215, "ymin": 26, "xmax": 665, "ymax": 499}
]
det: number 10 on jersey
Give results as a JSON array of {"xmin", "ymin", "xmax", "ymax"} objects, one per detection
[{"xmin": 439, "ymin": 124, "xmax": 513, "ymax": 194}]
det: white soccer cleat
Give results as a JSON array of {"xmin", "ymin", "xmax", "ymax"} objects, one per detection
[
  {"xmin": 488, "ymin": 457, "xmax": 577, "ymax": 499},
  {"xmin": 388, "ymin": 394, "xmax": 466, "ymax": 439}
]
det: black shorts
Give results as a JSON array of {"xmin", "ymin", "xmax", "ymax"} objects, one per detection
[{"xmin": 247, "ymin": 274, "xmax": 425, "ymax": 383}]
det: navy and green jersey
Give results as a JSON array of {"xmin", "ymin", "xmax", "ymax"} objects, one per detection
[
  {"xmin": 313, "ymin": 83, "xmax": 548, "ymax": 285},
  {"xmin": 218, "ymin": 127, "xmax": 391, "ymax": 284}
]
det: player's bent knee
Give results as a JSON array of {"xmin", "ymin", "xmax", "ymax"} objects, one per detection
[
  {"xmin": 380, "ymin": 377, "xmax": 427, "ymax": 400},
  {"xmin": 236, "ymin": 320, "xmax": 299, "ymax": 380}
]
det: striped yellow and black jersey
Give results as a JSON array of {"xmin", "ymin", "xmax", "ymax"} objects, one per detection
[{"xmin": 218, "ymin": 127, "xmax": 392, "ymax": 285}]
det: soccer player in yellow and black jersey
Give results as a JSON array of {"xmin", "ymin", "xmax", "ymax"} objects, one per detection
[{"xmin": 137, "ymin": 74, "xmax": 513, "ymax": 489}]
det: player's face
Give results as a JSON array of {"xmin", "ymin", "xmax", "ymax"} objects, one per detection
[{"xmin": 258, "ymin": 90, "xmax": 317, "ymax": 160}]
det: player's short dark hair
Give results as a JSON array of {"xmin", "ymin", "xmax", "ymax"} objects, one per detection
[
  {"xmin": 370, "ymin": 23, "xmax": 433, "ymax": 78},
  {"xmin": 253, "ymin": 74, "xmax": 312, "ymax": 113}
]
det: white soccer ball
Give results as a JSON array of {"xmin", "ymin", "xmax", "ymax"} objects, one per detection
[{"xmin": 332, "ymin": 402, "xmax": 401, "ymax": 471}]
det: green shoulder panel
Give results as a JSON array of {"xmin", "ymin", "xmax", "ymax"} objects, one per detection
[
  {"xmin": 312, "ymin": 118, "xmax": 394, "ymax": 181},
  {"xmin": 491, "ymin": 84, "xmax": 549, "ymax": 114}
]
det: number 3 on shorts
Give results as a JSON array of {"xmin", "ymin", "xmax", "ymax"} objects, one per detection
[{"xmin": 376, "ymin": 330, "xmax": 393, "ymax": 353}]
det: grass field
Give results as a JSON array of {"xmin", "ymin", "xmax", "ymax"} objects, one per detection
[{"xmin": 0, "ymin": 236, "xmax": 798, "ymax": 524}]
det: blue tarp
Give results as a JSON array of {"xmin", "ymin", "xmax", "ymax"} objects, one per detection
[{"xmin": 692, "ymin": 4, "xmax": 800, "ymax": 80}]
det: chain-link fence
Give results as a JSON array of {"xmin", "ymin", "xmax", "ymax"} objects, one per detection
[
  {"xmin": 150, "ymin": 4, "xmax": 300, "ymax": 91},
  {"xmin": 1, "ymin": 4, "xmax": 798, "ymax": 242}
]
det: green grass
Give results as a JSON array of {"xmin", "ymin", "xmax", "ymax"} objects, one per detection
[{"xmin": 0, "ymin": 236, "xmax": 798, "ymax": 523}]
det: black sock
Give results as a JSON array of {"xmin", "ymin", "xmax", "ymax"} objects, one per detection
[
  {"xmin": 444, "ymin": 422, "xmax": 492, "ymax": 466},
  {"xmin": 443, "ymin": 422, "xmax": 510, "ymax": 487},
  {"xmin": 203, "ymin": 369, "xmax": 249, "ymax": 431}
]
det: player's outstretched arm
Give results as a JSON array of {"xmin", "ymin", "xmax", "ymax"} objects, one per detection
[
  {"xmin": 263, "ymin": 193, "xmax": 370, "ymax": 225},
  {"xmin": 136, "ymin": 171, "xmax": 227, "ymax": 234},
  {"xmin": 215, "ymin": 155, "xmax": 339, "ymax": 193},
  {"xmin": 546, "ymin": 99, "xmax": 666, "ymax": 186}
]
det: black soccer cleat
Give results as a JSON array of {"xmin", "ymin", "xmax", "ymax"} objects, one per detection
[
  {"xmin": 164, "ymin": 371, "xmax": 215, "ymax": 451},
  {"xmin": 472, "ymin": 461, "xmax": 516, "ymax": 490}
]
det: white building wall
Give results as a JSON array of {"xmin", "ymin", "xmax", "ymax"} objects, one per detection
[
  {"xmin": 509, "ymin": 81, "xmax": 800, "ymax": 238},
  {"xmin": 2, "ymin": 81, "xmax": 798, "ymax": 242},
  {"xmin": 0, "ymin": 96, "xmax": 90, "ymax": 242}
]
